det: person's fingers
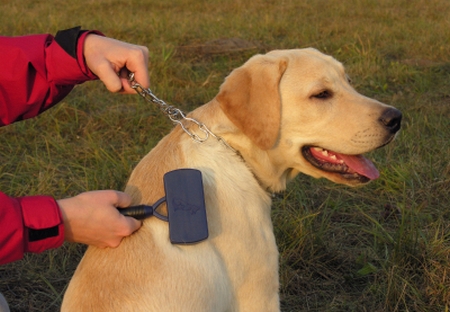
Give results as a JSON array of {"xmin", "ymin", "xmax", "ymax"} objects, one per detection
[
  {"xmin": 125, "ymin": 47, "xmax": 150, "ymax": 87},
  {"xmin": 112, "ymin": 190, "xmax": 133, "ymax": 208},
  {"xmin": 119, "ymin": 48, "xmax": 150, "ymax": 94},
  {"xmin": 113, "ymin": 191, "xmax": 142, "ymax": 234},
  {"xmin": 117, "ymin": 68, "xmax": 136, "ymax": 94},
  {"xmin": 123, "ymin": 216, "xmax": 142, "ymax": 233},
  {"xmin": 83, "ymin": 34, "xmax": 150, "ymax": 94},
  {"xmin": 94, "ymin": 60, "xmax": 123, "ymax": 93}
]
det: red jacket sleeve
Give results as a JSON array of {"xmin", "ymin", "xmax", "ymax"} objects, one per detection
[
  {"xmin": 0, "ymin": 27, "xmax": 102, "ymax": 264},
  {"xmin": 0, "ymin": 193, "xmax": 64, "ymax": 265},
  {"xmin": 0, "ymin": 27, "xmax": 100, "ymax": 126}
]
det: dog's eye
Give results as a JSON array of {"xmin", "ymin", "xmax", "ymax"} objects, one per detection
[{"xmin": 312, "ymin": 90, "xmax": 332, "ymax": 99}]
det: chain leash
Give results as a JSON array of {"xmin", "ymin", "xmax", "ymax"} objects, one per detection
[{"xmin": 128, "ymin": 73, "xmax": 237, "ymax": 153}]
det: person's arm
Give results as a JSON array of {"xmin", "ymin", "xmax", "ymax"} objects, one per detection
[
  {"xmin": 0, "ymin": 190, "xmax": 140, "ymax": 265},
  {"xmin": 0, "ymin": 28, "xmax": 147, "ymax": 265},
  {"xmin": 0, "ymin": 26, "xmax": 150, "ymax": 126},
  {"xmin": 0, "ymin": 27, "xmax": 100, "ymax": 126},
  {"xmin": 0, "ymin": 27, "xmax": 97, "ymax": 265}
]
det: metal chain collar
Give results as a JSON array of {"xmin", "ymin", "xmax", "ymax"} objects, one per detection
[{"xmin": 128, "ymin": 73, "xmax": 237, "ymax": 153}]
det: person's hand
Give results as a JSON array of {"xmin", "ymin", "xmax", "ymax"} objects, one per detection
[
  {"xmin": 57, "ymin": 190, "xmax": 142, "ymax": 248},
  {"xmin": 83, "ymin": 34, "xmax": 150, "ymax": 94}
]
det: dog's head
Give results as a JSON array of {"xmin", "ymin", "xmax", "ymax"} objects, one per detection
[{"xmin": 216, "ymin": 48, "xmax": 402, "ymax": 189}]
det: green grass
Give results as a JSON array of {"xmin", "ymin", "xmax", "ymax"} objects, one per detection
[{"xmin": 1, "ymin": 0, "xmax": 449, "ymax": 311}]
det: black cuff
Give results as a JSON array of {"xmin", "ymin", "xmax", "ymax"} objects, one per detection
[
  {"xmin": 28, "ymin": 226, "xmax": 59, "ymax": 242},
  {"xmin": 55, "ymin": 26, "xmax": 86, "ymax": 59}
]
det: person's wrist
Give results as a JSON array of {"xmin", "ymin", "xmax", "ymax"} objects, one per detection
[{"xmin": 78, "ymin": 31, "xmax": 104, "ymax": 79}]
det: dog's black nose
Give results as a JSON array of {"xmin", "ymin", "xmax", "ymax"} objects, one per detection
[{"xmin": 379, "ymin": 108, "xmax": 402, "ymax": 133}]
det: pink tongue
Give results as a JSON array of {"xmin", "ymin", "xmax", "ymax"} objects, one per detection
[{"xmin": 338, "ymin": 154, "xmax": 380, "ymax": 180}]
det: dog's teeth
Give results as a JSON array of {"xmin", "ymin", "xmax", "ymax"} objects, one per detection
[
  {"xmin": 330, "ymin": 155, "xmax": 337, "ymax": 161},
  {"xmin": 312, "ymin": 147, "xmax": 323, "ymax": 152},
  {"xmin": 321, "ymin": 150, "xmax": 329, "ymax": 157}
]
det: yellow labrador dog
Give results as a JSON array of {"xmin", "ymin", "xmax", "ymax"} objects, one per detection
[{"xmin": 62, "ymin": 48, "xmax": 401, "ymax": 311}]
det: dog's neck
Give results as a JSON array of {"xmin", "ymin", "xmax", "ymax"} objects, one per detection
[
  {"xmin": 181, "ymin": 120, "xmax": 270, "ymax": 193},
  {"xmin": 230, "ymin": 145, "xmax": 272, "ymax": 193},
  {"xmin": 186, "ymin": 102, "xmax": 278, "ymax": 194}
]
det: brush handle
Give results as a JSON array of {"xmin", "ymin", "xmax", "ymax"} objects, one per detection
[
  {"xmin": 117, "ymin": 197, "xmax": 168, "ymax": 221},
  {"xmin": 118, "ymin": 205, "xmax": 153, "ymax": 220}
]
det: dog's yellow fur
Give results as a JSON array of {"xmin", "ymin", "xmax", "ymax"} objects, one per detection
[{"xmin": 62, "ymin": 49, "xmax": 400, "ymax": 311}]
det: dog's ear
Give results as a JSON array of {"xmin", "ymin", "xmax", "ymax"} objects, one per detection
[{"xmin": 216, "ymin": 54, "xmax": 288, "ymax": 150}]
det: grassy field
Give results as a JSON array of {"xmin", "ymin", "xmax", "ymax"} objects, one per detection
[{"xmin": 1, "ymin": 0, "xmax": 449, "ymax": 311}]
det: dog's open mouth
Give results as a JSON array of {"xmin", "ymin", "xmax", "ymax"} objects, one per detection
[{"xmin": 302, "ymin": 146, "xmax": 380, "ymax": 183}]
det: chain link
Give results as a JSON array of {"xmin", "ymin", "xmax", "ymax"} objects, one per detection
[{"xmin": 128, "ymin": 73, "xmax": 237, "ymax": 152}]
